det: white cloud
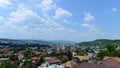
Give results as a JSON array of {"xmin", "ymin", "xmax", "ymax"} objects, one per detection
[
  {"xmin": 0, "ymin": 0, "xmax": 101, "ymax": 42},
  {"xmin": 80, "ymin": 23, "xmax": 104, "ymax": 40},
  {"xmin": 54, "ymin": 8, "xmax": 72, "ymax": 19},
  {"xmin": 36, "ymin": 0, "xmax": 56, "ymax": 12},
  {"xmin": 0, "ymin": 16, "xmax": 4, "ymax": 21},
  {"xmin": 1, "ymin": 4, "xmax": 76, "ymax": 41},
  {"xmin": 81, "ymin": 23, "xmax": 95, "ymax": 29},
  {"xmin": 63, "ymin": 19, "xmax": 70, "ymax": 24},
  {"xmin": 0, "ymin": 0, "xmax": 13, "ymax": 8},
  {"xmin": 81, "ymin": 23, "xmax": 102, "ymax": 34},
  {"xmin": 112, "ymin": 8, "xmax": 117, "ymax": 12},
  {"xmin": 6, "ymin": 4, "xmax": 45, "ymax": 26},
  {"xmin": 84, "ymin": 12, "xmax": 94, "ymax": 22}
]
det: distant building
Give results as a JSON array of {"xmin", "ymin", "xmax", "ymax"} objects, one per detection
[{"xmin": 71, "ymin": 52, "xmax": 77, "ymax": 57}]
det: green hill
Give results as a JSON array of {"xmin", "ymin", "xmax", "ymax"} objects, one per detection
[{"xmin": 77, "ymin": 39, "xmax": 120, "ymax": 46}]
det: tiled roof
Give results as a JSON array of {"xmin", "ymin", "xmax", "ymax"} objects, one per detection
[
  {"xmin": 100, "ymin": 58, "xmax": 120, "ymax": 68},
  {"xmin": 45, "ymin": 58, "xmax": 62, "ymax": 64},
  {"xmin": 74, "ymin": 56, "xmax": 89, "ymax": 60},
  {"xmin": 32, "ymin": 57, "xmax": 39, "ymax": 61},
  {"xmin": 72, "ymin": 62, "xmax": 115, "ymax": 68},
  {"xmin": 103, "ymin": 56, "xmax": 120, "ymax": 62},
  {"xmin": 62, "ymin": 61, "xmax": 77, "ymax": 68}
]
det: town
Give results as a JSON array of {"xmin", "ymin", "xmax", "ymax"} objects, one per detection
[
  {"xmin": 0, "ymin": 0, "xmax": 120, "ymax": 68},
  {"xmin": 0, "ymin": 39, "xmax": 120, "ymax": 68}
]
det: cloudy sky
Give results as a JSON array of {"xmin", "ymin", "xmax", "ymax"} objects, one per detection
[{"xmin": 0, "ymin": 0, "xmax": 120, "ymax": 42}]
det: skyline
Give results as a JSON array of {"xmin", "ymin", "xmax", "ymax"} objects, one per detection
[{"xmin": 0, "ymin": 0, "xmax": 120, "ymax": 42}]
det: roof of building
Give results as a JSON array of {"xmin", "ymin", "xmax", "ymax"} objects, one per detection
[
  {"xmin": 100, "ymin": 57, "xmax": 120, "ymax": 68},
  {"xmin": 103, "ymin": 56, "xmax": 120, "ymax": 63},
  {"xmin": 32, "ymin": 57, "xmax": 40, "ymax": 61},
  {"xmin": 72, "ymin": 62, "xmax": 115, "ymax": 68},
  {"xmin": 45, "ymin": 58, "xmax": 62, "ymax": 64},
  {"xmin": 62, "ymin": 61, "xmax": 77, "ymax": 68},
  {"xmin": 74, "ymin": 56, "xmax": 89, "ymax": 60},
  {"xmin": 24, "ymin": 63, "xmax": 38, "ymax": 68}
]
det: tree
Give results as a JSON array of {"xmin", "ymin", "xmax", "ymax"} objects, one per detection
[
  {"xmin": 106, "ymin": 45, "xmax": 115, "ymax": 52},
  {"xmin": 21, "ymin": 59, "xmax": 32, "ymax": 68},
  {"xmin": 77, "ymin": 52, "xmax": 85, "ymax": 56},
  {"xmin": 36, "ymin": 56, "xmax": 45, "ymax": 66},
  {"xmin": 0, "ymin": 61, "xmax": 18, "ymax": 68},
  {"xmin": 67, "ymin": 50, "xmax": 73, "ymax": 60},
  {"xmin": 97, "ymin": 51, "xmax": 110, "ymax": 60},
  {"xmin": 10, "ymin": 54, "xmax": 18, "ymax": 61},
  {"xmin": 24, "ymin": 51, "xmax": 32, "ymax": 59},
  {"xmin": 110, "ymin": 49, "xmax": 120, "ymax": 57}
]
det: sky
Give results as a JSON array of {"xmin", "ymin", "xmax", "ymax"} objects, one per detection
[{"xmin": 0, "ymin": 0, "xmax": 120, "ymax": 42}]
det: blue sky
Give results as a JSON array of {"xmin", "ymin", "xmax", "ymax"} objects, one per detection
[{"xmin": 0, "ymin": 0, "xmax": 120, "ymax": 42}]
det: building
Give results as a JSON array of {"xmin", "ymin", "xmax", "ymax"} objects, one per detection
[
  {"xmin": 72, "ymin": 56, "xmax": 89, "ymax": 63},
  {"xmin": 39, "ymin": 57, "xmax": 62, "ymax": 68},
  {"xmin": 72, "ymin": 62, "xmax": 114, "ymax": 68},
  {"xmin": 98, "ymin": 56, "xmax": 120, "ymax": 68},
  {"xmin": 62, "ymin": 61, "xmax": 77, "ymax": 68}
]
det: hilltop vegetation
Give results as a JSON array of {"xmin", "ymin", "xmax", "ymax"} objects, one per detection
[{"xmin": 77, "ymin": 39, "xmax": 120, "ymax": 46}]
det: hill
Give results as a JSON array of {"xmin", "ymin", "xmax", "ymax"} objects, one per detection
[
  {"xmin": 77, "ymin": 39, "xmax": 120, "ymax": 46},
  {"xmin": 0, "ymin": 38, "xmax": 76, "ymax": 47}
]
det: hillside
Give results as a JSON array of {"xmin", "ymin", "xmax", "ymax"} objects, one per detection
[
  {"xmin": 77, "ymin": 39, "xmax": 120, "ymax": 46},
  {"xmin": 0, "ymin": 38, "xmax": 76, "ymax": 47}
]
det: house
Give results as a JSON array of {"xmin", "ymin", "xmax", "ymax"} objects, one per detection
[
  {"xmin": 98, "ymin": 56, "xmax": 120, "ymax": 68},
  {"xmin": 88, "ymin": 57, "xmax": 100, "ymax": 63},
  {"xmin": 45, "ymin": 57, "xmax": 62, "ymax": 65},
  {"xmin": 39, "ymin": 64, "xmax": 65, "ymax": 68},
  {"xmin": 24, "ymin": 63, "xmax": 38, "ymax": 68},
  {"xmin": 62, "ymin": 61, "xmax": 77, "ymax": 68},
  {"xmin": 40, "ymin": 52, "xmax": 47, "ymax": 56},
  {"xmin": 40, "ymin": 57, "xmax": 62, "ymax": 68},
  {"xmin": 116, "ymin": 45, "xmax": 120, "ymax": 50},
  {"xmin": 72, "ymin": 56, "xmax": 89, "ymax": 63},
  {"xmin": 63, "ymin": 55, "xmax": 68, "ymax": 59},
  {"xmin": 71, "ymin": 52, "xmax": 77, "ymax": 57},
  {"xmin": 72, "ymin": 62, "xmax": 114, "ymax": 68},
  {"xmin": 32, "ymin": 57, "xmax": 40, "ymax": 63},
  {"xmin": 18, "ymin": 53, "xmax": 24, "ymax": 60},
  {"xmin": 87, "ymin": 53, "xmax": 93, "ymax": 57},
  {"xmin": 103, "ymin": 56, "xmax": 120, "ymax": 62},
  {"xmin": 0, "ymin": 58, "xmax": 9, "ymax": 61}
]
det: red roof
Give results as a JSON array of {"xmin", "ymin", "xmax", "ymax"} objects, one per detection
[
  {"xmin": 63, "ymin": 55, "xmax": 68, "ymax": 59},
  {"xmin": 72, "ymin": 62, "xmax": 115, "ymax": 68},
  {"xmin": 45, "ymin": 58, "xmax": 62, "ymax": 64},
  {"xmin": 100, "ymin": 57, "xmax": 120, "ymax": 68}
]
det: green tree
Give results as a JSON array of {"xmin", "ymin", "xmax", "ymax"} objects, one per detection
[
  {"xmin": 24, "ymin": 51, "xmax": 32, "ymax": 59},
  {"xmin": 106, "ymin": 45, "xmax": 115, "ymax": 52},
  {"xmin": 21, "ymin": 59, "xmax": 32, "ymax": 68},
  {"xmin": 10, "ymin": 55, "xmax": 18, "ymax": 61},
  {"xmin": 36, "ymin": 56, "xmax": 45, "ymax": 66},
  {"xmin": 110, "ymin": 50, "xmax": 120, "ymax": 57},
  {"xmin": 67, "ymin": 50, "xmax": 73, "ymax": 60},
  {"xmin": 77, "ymin": 52, "xmax": 85, "ymax": 56},
  {"xmin": 97, "ymin": 51, "xmax": 110, "ymax": 60},
  {"xmin": 0, "ymin": 61, "xmax": 18, "ymax": 68}
]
